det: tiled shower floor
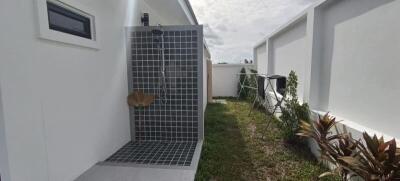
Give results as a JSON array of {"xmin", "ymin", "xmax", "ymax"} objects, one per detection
[{"xmin": 104, "ymin": 141, "xmax": 196, "ymax": 166}]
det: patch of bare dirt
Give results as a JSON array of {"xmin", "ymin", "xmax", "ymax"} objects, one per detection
[{"xmin": 247, "ymin": 123, "xmax": 257, "ymax": 139}]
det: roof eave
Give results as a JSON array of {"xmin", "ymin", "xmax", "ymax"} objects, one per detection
[{"xmin": 183, "ymin": 0, "xmax": 199, "ymax": 25}]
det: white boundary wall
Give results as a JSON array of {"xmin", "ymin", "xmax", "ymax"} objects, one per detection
[
  {"xmin": 254, "ymin": 42, "xmax": 267, "ymax": 76},
  {"xmin": 203, "ymin": 45, "xmax": 211, "ymax": 110},
  {"xmin": 212, "ymin": 64, "xmax": 256, "ymax": 97},
  {"xmin": 254, "ymin": 0, "xmax": 400, "ymax": 144},
  {"xmin": 270, "ymin": 17, "xmax": 308, "ymax": 102}
]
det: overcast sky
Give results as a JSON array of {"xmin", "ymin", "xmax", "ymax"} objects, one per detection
[{"xmin": 189, "ymin": 0, "xmax": 318, "ymax": 64}]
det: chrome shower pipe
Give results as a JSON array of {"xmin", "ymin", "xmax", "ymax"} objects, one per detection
[{"xmin": 152, "ymin": 25, "xmax": 168, "ymax": 104}]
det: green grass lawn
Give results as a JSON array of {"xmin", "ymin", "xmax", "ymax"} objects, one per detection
[{"xmin": 195, "ymin": 99, "xmax": 338, "ymax": 181}]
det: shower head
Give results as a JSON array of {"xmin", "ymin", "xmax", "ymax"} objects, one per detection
[{"xmin": 151, "ymin": 29, "xmax": 163, "ymax": 35}]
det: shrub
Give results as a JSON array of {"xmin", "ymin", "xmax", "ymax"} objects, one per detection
[
  {"xmin": 298, "ymin": 114, "xmax": 400, "ymax": 180},
  {"xmin": 237, "ymin": 67, "xmax": 257, "ymax": 101},
  {"xmin": 279, "ymin": 71, "xmax": 311, "ymax": 143}
]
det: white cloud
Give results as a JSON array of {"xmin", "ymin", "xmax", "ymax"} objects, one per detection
[
  {"xmin": 215, "ymin": 24, "xmax": 228, "ymax": 32},
  {"xmin": 203, "ymin": 24, "xmax": 224, "ymax": 47},
  {"xmin": 189, "ymin": 0, "xmax": 318, "ymax": 63}
]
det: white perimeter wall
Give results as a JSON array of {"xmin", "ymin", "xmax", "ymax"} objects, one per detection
[
  {"xmin": 0, "ymin": 87, "xmax": 10, "ymax": 181},
  {"xmin": 253, "ymin": 0, "xmax": 400, "ymax": 142},
  {"xmin": 0, "ymin": 0, "xmax": 194, "ymax": 181},
  {"xmin": 212, "ymin": 64, "xmax": 256, "ymax": 97},
  {"xmin": 325, "ymin": 0, "xmax": 400, "ymax": 139},
  {"xmin": 203, "ymin": 47, "xmax": 211, "ymax": 110},
  {"xmin": 270, "ymin": 18, "xmax": 307, "ymax": 101},
  {"xmin": 255, "ymin": 43, "xmax": 267, "ymax": 75}
]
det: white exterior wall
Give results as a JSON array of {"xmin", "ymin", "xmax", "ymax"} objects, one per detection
[
  {"xmin": 253, "ymin": 0, "xmax": 400, "ymax": 146},
  {"xmin": 255, "ymin": 43, "xmax": 267, "ymax": 75},
  {"xmin": 326, "ymin": 0, "xmax": 400, "ymax": 139},
  {"xmin": 270, "ymin": 18, "xmax": 307, "ymax": 101},
  {"xmin": 0, "ymin": 0, "xmax": 195, "ymax": 181},
  {"xmin": 212, "ymin": 64, "xmax": 256, "ymax": 97},
  {"xmin": 309, "ymin": 0, "xmax": 396, "ymax": 111},
  {"xmin": 203, "ymin": 47, "xmax": 211, "ymax": 110},
  {"xmin": 0, "ymin": 87, "xmax": 10, "ymax": 181}
]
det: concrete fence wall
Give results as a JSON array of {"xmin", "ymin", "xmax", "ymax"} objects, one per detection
[
  {"xmin": 270, "ymin": 17, "xmax": 308, "ymax": 102},
  {"xmin": 212, "ymin": 64, "xmax": 256, "ymax": 97},
  {"xmin": 203, "ymin": 46, "xmax": 211, "ymax": 113},
  {"xmin": 253, "ymin": 0, "xmax": 400, "ymax": 143}
]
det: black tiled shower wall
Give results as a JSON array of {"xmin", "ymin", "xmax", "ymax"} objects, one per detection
[{"xmin": 128, "ymin": 28, "xmax": 201, "ymax": 142}]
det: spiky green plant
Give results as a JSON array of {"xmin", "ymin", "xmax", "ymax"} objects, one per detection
[
  {"xmin": 298, "ymin": 114, "xmax": 400, "ymax": 180},
  {"xmin": 338, "ymin": 133, "xmax": 400, "ymax": 180},
  {"xmin": 298, "ymin": 114, "xmax": 355, "ymax": 180}
]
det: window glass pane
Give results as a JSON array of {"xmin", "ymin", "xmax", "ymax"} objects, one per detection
[
  {"xmin": 47, "ymin": 2, "xmax": 92, "ymax": 39},
  {"xmin": 48, "ymin": 11, "xmax": 86, "ymax": 33}
]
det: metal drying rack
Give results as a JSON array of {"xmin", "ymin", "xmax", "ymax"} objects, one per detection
[{"xmin": 238, "ymin": 73, "xmax": 287, "ymax": 129}]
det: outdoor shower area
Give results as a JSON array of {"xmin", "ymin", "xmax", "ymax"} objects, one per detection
[{"xmin": 102, "ymin": 25, "xmax": 204, "ymax": 168}]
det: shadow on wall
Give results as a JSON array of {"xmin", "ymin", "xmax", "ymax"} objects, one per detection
[
  {"xmin": 271, "ymin": 17, "xmax": 307, "ymax": 49},
  {"xmin": 269, "ymin": 17, "xmax": 307, "ymax": 77},
  {"xmin": 310, "ymin": 0, "xmax": 395, "ymax": 111},
  {"xmin": 0, "ymin": 86, "xmax": 10, "ymax": 181}
]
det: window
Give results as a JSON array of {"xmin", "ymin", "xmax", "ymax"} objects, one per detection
[
  {"xmin": 47, "ymin": 1, "xmax": 92, "ymax": 39},
  {"xmin": 36, "ymin": 0, "xmax": 98, "ymax": 49}
]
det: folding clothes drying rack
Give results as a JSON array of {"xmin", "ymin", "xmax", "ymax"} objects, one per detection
[
  {"xmin": 237, "ymin": 73, "xmax": 287, "ymax": 114},
  {"xmin": 263, "ymin": 75, "xmax": 287, "ymax": 114},
  {"xmin": 239, "ymin": 73, "xmax": 287, "ymax": 129},
  {"xmin": 237, "ymin": 72, "xmax": 258, "ymax": 99}
]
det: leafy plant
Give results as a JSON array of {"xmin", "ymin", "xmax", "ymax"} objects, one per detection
[
  {"xmin": 279, "ymin": 71, "xmax": 311, "ymax": 143},
  {"xmin": 298, "ymin": 114, "xmax": 356, "ymax": 179},
  {"xmin": 237, "ymin": 67, "xmax": 257, "ymax": 101},
  {"xmin": 298, "ymin": 114, "xmax": 400, "ymax": 180}
]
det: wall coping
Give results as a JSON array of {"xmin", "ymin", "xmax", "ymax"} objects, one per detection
[{"xmin": 212, "ymin": 64, "xmax": 256, "ymax": 67}]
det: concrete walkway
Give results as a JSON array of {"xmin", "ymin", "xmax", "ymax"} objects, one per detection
[
  {"xmin": 76, "ymin": 141, "xmax": 202, "ymax": 181},
  {"xmin": 75, "ymin": 165, "xmax": 196, "ymax": 181}
]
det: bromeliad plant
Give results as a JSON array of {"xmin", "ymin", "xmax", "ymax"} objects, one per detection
[{"xmin": 298, "ymin": 114, "xmax": 400, "ymax": 180}]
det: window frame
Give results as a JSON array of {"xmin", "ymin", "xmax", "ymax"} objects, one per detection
[
  {"xmin": 47, "ymin": 1, "xmax": 92, "ymax": 39},
  {"xmin": 35, "ymin": 0, "xmax": 99, "ymax": 49}
]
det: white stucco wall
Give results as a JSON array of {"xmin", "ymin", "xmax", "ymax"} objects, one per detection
[
  {"xmin": 212, "ymin": 64, "xmax": 256, "ymax": 97},
  {"xmin": 252, "ymin": 0, "xmax": 400, "ymax": 145},
  {"xmin": 0, "ymin": 0, "xmax": 194, "ymax": 181},
  {"xmin": 308, "ymin": 0, "xmax": 397, "ymax": 112},
  {"xmin": 327, "ymin": 0, "xmax": 400, "ymax": 139},
  {"xmin": 270, "ymin": 18, "xmax": 307, "ymax": 101},
  {"xmin": 255, "ymin": 43, "xmax": 267, "ymax": 75},
  {"xmin": 143, "ymin": 0, "xmax": 196, "ymax": 25},
  {"xmin": 201, "ymin": 45, "xmax": 210, "ymax": 140},
  {"xmin": 203, "ymin": 46, "xmax": 210, "ymax": 111},
  {"xmin": 0, "ymin": 87, "xmax": 10, "ymax": 181}
]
